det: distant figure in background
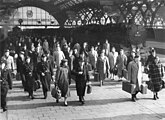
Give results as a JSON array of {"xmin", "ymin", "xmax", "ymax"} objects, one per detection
[
  {"xmin": 22, "ymin": 44, "xmax": 29, "ymax": 57},
  {"xmin": 103, "ymin": 39, "xmax": 110, "ymax": 56},
  {"xmin": 88, "ymin": 46, "xmax": 98, "ymax": 70},
  {"xmin": 116, "ymin": 48, "xmax": 127, "ymax": 80},
  {"xmin": 97, "ymin": 49, "xmax": 110, "ymax": 86},
  {"xmin": 68, "ymin": 50, "xmax": 74, "ymax": 71},
  {"xmin": 1, "ymin": 49, "xmax": 15, "ymax": 89},
  {"xmin": 43, "ymin": 39, "xmax": 49, "ymax": 53},
  {"xmin": 53, "ymin": 45, "xmax": 65, "ymax": 68},
  {"xmin": 128, "ymin": 55, "xmax": 142, "ymax": 102},
  {"xmin": 108, "ymin": 47, "xmax": 118, "ymax": 80},
  {"xmin": 148, "ymin": 56, "xmax": 164, "ymax": 100}
]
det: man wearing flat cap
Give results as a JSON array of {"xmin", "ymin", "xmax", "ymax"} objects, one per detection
[{"xmin": 1, "ymin": 49, "xmax": 15, "ymax": 89}]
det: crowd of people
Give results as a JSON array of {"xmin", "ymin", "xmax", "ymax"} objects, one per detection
[{"xmin": 0, "ymin": 35, "xmax": 164, "ymax": 112}]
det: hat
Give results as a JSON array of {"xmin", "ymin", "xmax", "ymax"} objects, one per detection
[
  {"xmin": 41, "ymin": 54, "xmax": 46, "ymax": 58},
  {"xmin": 61, "ymin": 59, "xmax": 68, "ymax": 63},
  {"xmin": 45, "ymin": 50, "xmax": 50, "ymax": 55},
  {"xmin": 20, "ymin": 51, "xmax": 24, "ymax": 55},
  {"xmin": 135, "ymin": 55, "xmax": 139, "ymax": 58},
  {"xmin": 131, "ymin": 49, "xmax": 136, "ymax": 53},
  {"xmin": 5, "ymin": 49, "xmax": 9, "ymax": 52},
  {"xmin": 25, "ymin": 56, "xmax": 30, "ymax": 60}
]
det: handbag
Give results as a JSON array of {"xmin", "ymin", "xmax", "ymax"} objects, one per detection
[
  {"xmin": 51, "ymin": 86, "xmax": 61, "ymax": 99},
  {"xmin": 113, "ymin": 67, "xmax": 118, "ymax": 75},
  {"xmin": 33, "ymin": 80, "xmax": 41, "ymax": 91},
  {"xmin": 87, "ymin": 82, "xmax": 92, "ymax": 94},
  {"xmin": 162, "ymin": 80, "xmax": 165, "ymax": 88},
  {"xmin": 146, "ymin": 81, "xmax": 152, "ymax": 90}
]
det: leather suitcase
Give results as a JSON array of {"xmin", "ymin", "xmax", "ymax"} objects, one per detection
[
  {"xmin": 94, "ymin": 72, "xmax": 99, "ymax": 82},
  {"xmin": 122, "ymin": 81, "xmax": 136, "ymax": 94},
  {"xmin": 141, "ymin": 83, "xmax": 147, "ymax": 94}
]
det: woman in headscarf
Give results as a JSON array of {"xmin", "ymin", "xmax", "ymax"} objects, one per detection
[
  {"xmin": 55, "ymin": 59, "xmax": 71, "ymax": 106},
  {"xmin": 148, "ymin": 56, "xmax": 164, "ymax": 100}
]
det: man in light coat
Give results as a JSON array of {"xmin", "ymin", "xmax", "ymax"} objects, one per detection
[{"xmin": 128, "ymin": 55, "xmax": 142, "ymax": 102}]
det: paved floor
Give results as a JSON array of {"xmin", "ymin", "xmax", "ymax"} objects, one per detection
[{"xmin": 1, "ymin": 74, "xmax": 165, "ymax": 120}]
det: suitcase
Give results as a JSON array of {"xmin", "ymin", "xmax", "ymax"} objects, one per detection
[
  {"xmin": 140, "ymin": 83, "xmax": 147, "ymax": 94},
  {"xmin": 94, "ymin": 72, "xmax": 99, "ymax": 82},
  {"xmin": 122, "ymin": 81, "xmax": 136, "ymax": 94}
]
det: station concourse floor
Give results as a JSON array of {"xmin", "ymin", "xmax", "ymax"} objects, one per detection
[{"xmin": 1, "ymin": 74, "xmax": 165, "ymax": 120}]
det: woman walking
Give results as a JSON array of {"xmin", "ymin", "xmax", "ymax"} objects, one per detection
[
  {"xmin": 37, "ymin": 54, "xmax": 52, "ymax": 99},
  {"xmin": 148, "ymin": 56, "xmax": 164, "ymax": 100},
  {"xmin": 72, "ymin": 57, "xmax": 90, "ymax": 104},
  {"xmin": 55, "ymin": 59, "xmax": 71, "ymax": 106},
  {"xmin": 96, "ymin": 49, "xmax": 110, "ymax": 86},
  {"xmin": 23, "ymin": 56, "xmax": 34, "ymax": 99}
]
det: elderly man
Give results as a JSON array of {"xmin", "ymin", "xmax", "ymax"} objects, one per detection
[{"xmin": 1, "ymin": 49, "xmax": 15, "ymax": 89}]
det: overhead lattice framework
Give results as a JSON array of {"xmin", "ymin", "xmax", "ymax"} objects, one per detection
[
  {"xmin": 118, "ymin": 0, "xmax": 165, "ymax": 28},
  {"xmin": 64, "ymin": 0, "xmax": 165, "ymax": 28},
  {"xmin": 1, "ymin": 0, "xmax": 165, "ymax": 28}
]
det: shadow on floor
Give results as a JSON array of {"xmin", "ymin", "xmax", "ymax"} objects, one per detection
[
  {"xmin": 77, "ymin": 113, "xmax": 165, "ymax": 120},
  {"xmin": 8, "ymin": 97, "xmax": 131, "ymax": 110}
]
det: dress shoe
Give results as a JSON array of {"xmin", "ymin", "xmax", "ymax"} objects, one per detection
[
  {"xmin": 81, "ymin": 101, "xmax": 85, "ymax": 105},
  {"xmin": 31, "ymin": 96, "xmax": 34, "ymax": 99},
  {"xmin": 81, "ymin": 97, "xmax": 85, "ymax": 104},
  {"xmin": 56, "ymin": 99, "xmax": 59, "ymax": 103},
  {"xmin": 64, "ymin": 102, "xmax": 68, "ymax": 106},
  {"xmin": 132, "ymin": 96, "xmax": 136, "ymax": 102},
  {"xmin": 3, "ymin": 107, "xmax": 7, "ymax": 112},
  {"xmin": 79, "ymin": 96, "xmax": 82, "ymax": 102},
  {"xmin": 153, "ymin": 95, "xmax": 157, "ymax": 100},
  {"xmin": 44, "ymin": 92, "xmax": 47, "ymax": 99},
  {"xmin": 156, "ymin": 93, "xmax": 159, "ymax": 99},
  {"xmin": 156, "ymin": 95, "xmax": 159, "ymax": 99},
  {"xmin": 134, "ymin": 95, "xmax": 138, "ymax": 100}
]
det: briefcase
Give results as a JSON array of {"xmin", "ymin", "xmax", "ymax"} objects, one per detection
[
  {"xmin": 141, "ymin": 83, "xmax": 147, "ymax": 94},
  {"xmin": 122, "ymin": 81, "xmax": 136, "ymax": 94},
  {"xmin": 94, "ymin": 72, "xmax": 99, "ymax": 82}
]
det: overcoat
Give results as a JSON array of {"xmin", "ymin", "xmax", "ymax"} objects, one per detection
[
  {"xmin": 23, "ymin": 62, "xmax": 34, "ymax": 93},
  {"xmin": 97, "ymin": 56, "xmax": 109, "ymax": 80},
  {"xmin": 56, "ymin": 66, "xmax": 71, "ymax": 97},
  {"xmin": 128, "ymin": 61, "xmax": 142, "ymax": 94},
  {"xmin": 73, "ymin": 63, "xmax": 89, "ymax": 97},
  {"xmin": 149, "ymin": 62, "xmax": 164, "ymax": 92},
  {"xmin": 116, "ymin": 54, "xmax": 127, "ymax": 77}
]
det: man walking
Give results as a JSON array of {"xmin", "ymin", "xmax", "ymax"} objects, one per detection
[{"xmin": 128, "ymin": 55, "xmax": 142, "ymax": 102}]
